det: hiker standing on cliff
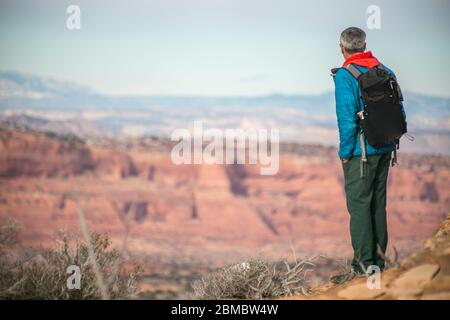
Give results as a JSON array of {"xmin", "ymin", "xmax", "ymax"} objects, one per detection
[{"xmin": 330, "ymin": 27, "xmax": 407, "ymax": 283}]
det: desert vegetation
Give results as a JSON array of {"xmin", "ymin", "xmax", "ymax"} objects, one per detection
[
  {"xmin": 192, "ymin": 257, "xmax": 317, "ymax": 299},
  {"xmin": 0, "ymin": 218, "xmax": 140, "ymax": 300}
]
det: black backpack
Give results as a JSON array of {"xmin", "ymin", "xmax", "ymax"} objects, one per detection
[{"xmin": 344, "ymin": 63, "xmax": 407, "ymax": 148}]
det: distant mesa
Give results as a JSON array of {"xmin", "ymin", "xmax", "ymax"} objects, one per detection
[{"xmin": 0, "ymin": 70, "xmax": 449, "ymax": 155}]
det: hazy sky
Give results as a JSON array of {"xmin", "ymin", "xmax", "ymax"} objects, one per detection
[{"xmin": 0, "ymin": 0, "xmax": 449, "ymax": 96}]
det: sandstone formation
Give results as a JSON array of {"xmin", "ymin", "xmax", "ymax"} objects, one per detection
[{"xmin": 0, "ymin": 127, "xmax": 448, "ymax": 297}]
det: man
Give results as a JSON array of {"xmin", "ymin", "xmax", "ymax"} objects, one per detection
[{"xmin": 330, "ymin": 27, "xmax": 405, "ymax": 284}]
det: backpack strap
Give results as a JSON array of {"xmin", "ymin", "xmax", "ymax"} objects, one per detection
[
  {"xmin": 391, "ymin": 139, "xmax": 399, "ymax": 167},
  {"xmin": 330, "ymin": 67, "xmax": 340, "ymax": 78},
  {"xmin": 359, "ymin": 128, "xmax": 367, "ymax": 178},
  {"xmin": 345, "ymin": 63, "xmax": 366, "ymax": 177},
  {"xmin": 344, "ymin": 64, "xmax": 363, "ymax": 79}
]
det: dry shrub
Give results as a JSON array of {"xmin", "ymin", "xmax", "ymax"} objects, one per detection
[
  {"xmin": 192, "ymin": 258, "xmax": 316, "ymax": 299},
  {"xmin": 0, "ymin": 221, "xmax": 140, "ymax": 300},
  {"xmin": 0, "ymin": 218, "xmax": 20, "ymax": 248}
]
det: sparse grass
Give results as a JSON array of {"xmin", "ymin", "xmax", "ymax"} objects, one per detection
[
  {"xmin": 0, "ymin": 219, "xmax": 140, "ymax": 300},
  {"xmin": 191, "ymin": 258, "xmax": 316, "ymax": 299}
]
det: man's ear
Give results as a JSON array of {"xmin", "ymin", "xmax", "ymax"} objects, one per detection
[{"xmin": 342, "ymin": 46, "xmax": 349, "ymax": 58}]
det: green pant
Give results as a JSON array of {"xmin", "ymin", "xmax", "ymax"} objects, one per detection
[{"xmin": 342, "ymin": 152, "xmax": 391, "ymax": 273}]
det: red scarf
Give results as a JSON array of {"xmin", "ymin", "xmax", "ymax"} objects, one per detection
[{"xmin": 342, "ymin": 50, "xmax": 380, "ymax": 68}]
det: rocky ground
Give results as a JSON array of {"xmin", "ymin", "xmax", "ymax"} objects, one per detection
[{"xmin": 285, "ymin": 213, "xmax": 450, "ymax": 300}]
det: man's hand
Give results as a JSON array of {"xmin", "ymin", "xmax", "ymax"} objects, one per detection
[{"xmin": 341, "ymin": 159, "xmax": 350, "ymax": 164}]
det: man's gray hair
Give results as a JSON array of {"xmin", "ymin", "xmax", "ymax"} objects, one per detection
[{"xmin": 340, "ymin": 27, "xmax": 366, "ymax": 52}]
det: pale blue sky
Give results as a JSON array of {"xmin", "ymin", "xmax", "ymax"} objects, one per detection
[{"xmin": 0, "ymin": 0, "xmax": 449, "ymax": 96}]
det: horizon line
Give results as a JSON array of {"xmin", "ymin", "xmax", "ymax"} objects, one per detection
[{"xmin": 1, "ymin": 69, "xmax": 450, "ymax": 100}]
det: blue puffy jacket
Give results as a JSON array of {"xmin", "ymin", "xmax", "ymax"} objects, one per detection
[{"xmin": 333, "ymin": 64, "xmax": 402, "ymax": 160}]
